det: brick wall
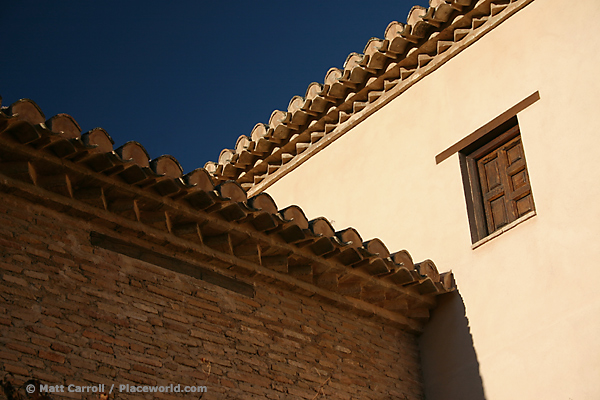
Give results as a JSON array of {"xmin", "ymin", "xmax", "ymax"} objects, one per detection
[{"xmin": 0, "ymin": 191, "xmax": 424, "ymax": 399}]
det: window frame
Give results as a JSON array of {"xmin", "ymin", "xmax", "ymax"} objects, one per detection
[
  {"xmin": 435, "ymin": 92, "xmax": 540, "ymax": 246},
  {"xmin": 459, "ymin": 118, "xmax": 535, "ymax": 244}
]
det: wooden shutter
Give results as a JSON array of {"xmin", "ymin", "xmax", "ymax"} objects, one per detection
[
  {"xmin": 464, "ymin": 124, "xmax": 535, "ymax": 240},
  {"xmin": 477, "ymin": 133, "xmax": 534, "ymax": 233}
]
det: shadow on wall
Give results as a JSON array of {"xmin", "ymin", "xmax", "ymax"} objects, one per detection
[{"xmin": 419, "ymin": 290, "xmax": 486, "ymax": 400}]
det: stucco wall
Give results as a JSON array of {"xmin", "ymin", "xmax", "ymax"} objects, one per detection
[
  {"xmin": 0, "ymin": 191, "xmax": 424, "ymax": 400},
  {"xmin": 265, "ymin": 0, "xmax": 600, "ymax": 398}
]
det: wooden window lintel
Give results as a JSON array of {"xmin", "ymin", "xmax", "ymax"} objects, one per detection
[{"xmin": 435, "ymin": 91, "xmax": 540, "ymax": 164}]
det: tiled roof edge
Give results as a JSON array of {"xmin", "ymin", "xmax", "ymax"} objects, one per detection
[
  {"xmin": 0, "ymin": 98, "xmax": 455, "ymax": 330},
  {"xmin": 206, "ymin": 0, "xmax": 534, "ymax": 193}
]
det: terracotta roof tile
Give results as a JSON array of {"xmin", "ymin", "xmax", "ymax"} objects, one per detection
[
  {"xmin": 204, "ymin": 0, "xmax": 532, "ymax": 195},
  {"xmin": 0, "ymin": 98, "xmax": 455, "ymax": 331}
]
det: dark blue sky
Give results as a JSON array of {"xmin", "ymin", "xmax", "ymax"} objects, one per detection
[{"xmin": 1, "ymin": 0, "xmax": 427, "ymax": 173}]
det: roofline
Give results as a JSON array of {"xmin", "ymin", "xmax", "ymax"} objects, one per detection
[
  {"xmin": 0, "ymin": 101, "xmax": 454, "ymax": 331},
  {"xmin": 206, "ymin": 0, "xmax": 535, "ymax": 195}
]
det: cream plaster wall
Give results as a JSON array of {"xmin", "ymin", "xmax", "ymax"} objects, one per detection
[{"xmin": 265, "ymin": 1, "xmax": 600, "ymax": 398}]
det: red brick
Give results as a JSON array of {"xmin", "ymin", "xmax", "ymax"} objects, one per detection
[
  {"xmin": 0, "ymin": 237, "xmax": 23, "ymax": 250},
  {"xmin": 49, "ymin": 342, "xmax": 71, "ymax": 354},
  {"xmin": 55, "ymin": 322, "xmax": 79, "ymax": 333},
  {"xmin": 162, "ymin": 311, "xmax": 189, "ymax": 324},
  {"xmin": 0, "ymin": 283, "xmax": 38, "ymax": 300},
  {"xmin": 90, "ymin": 342, "xmax": 114, "ymax": 354},
  {"xmin": 3, "ymin": 362, "xmax": 29, "ymax": 376},
  {"xmin": 68, "ymin": 356, "xmax": 97, "ymax": 371},
  {"xmin": 227, "ymin": 371, "xmax": 272, "ymax": 387},
  {"xmin": 146, "ymin": 285, "xmax": 185, "ymax": 302},
  {"xmin": 0, "ymin": 261, "xmax": 24, "ymax": 274},
  {"xmin": 79, "ymin": 350, "xmax": 131, "ymax": 370},
  {"xmin": 118, "ymin": 370, "xmax": 156, "ymax": 386},
  {"xmin": 39, "ymin": 350, "xmax": 65, "ymax": 364},
  {"xmin": 6, "ymin": 342, "xmax": 37, "ymax": 355},
  {"xmin": 21, "ymin": 356, "xmax": 45, "ymax": 369},
  {"xmin": 236, "ymin": 343, "xmax": 258, "ymax": 354},
  {"xmin": 27, "ymin": 247, "xmax": 51, "ymax": 259},
  {"xmin": 133, "ymin": 322, "xmax": 154, "ymax": 334},
  {"xmin": 0, "ymin": 351, "xmax": 20, "ymax": 361},
  {"xmin": 173, "ymin": 355, "xmax": 198, "ymax": 368},
  {"xmin": 147, "ymin": 316, "xmax": 164, "ymax": 327},
  {"xmin": 63, "ymin": 269, "xmax": 88, "ymax": 283},
  {"xmin": 3, "ymin": 273, "xmax": 28, "ymax": 287},
  {"xmin": 30, "ymin": 337, "xmax": 52, "ymax": 347},
  {"xmin": 31, "ymin": 372, "xmax": 62, "ymax": 387},
  {"xmin": 128, "ymin": 342, "xmax": 146, "ymax": 353},
  {"xmin": 162, "ymin": 321, "xmax": 188, "ymax": 334},
  {"xmin": 287, "ymin": 385, "xmax": 324, "ymax": 399},
  {"xmin": 82, "ymin": 329, "xmax": 110, "ymax": 342},
  {"xmin": 132, "ymin": 363, "xmax": 156, "ymax": 375},
  {"xmin": 122, "ymin": 353, "xmax": 163, "ymax": 368},
  {"xmin": 66, "ymin": 314, "xmax": 93, "ymax": 327},
  {"xmin": 132, "ymin": 302, "xmax": 158, "ymax": 314},
  {"xmin": 26, "ymin": 324, "xmax": 57, "ymax": 339},
  {"xmin": 50, "ymin": 365, "xmax": 74, "ymax": 376},
  {"xmin": 187, "ymin": 298, "xmax": 221, "ymax": 313}
]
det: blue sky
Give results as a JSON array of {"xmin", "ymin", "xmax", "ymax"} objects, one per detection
[{"xmin": 1, "ymin": 0, "xmax": 427, "ymax": 173}]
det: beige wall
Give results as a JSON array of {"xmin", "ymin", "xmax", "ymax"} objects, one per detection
[{"xmin": 266, "ymin": 0, "xmax": 600, "ymax": 398}]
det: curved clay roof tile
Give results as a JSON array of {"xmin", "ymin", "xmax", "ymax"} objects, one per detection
[
  {"xmin": 150, "ymin": 155, "xmax": 183, "ymax": 179},
  {"xmin": 216, "ymin": 180, "xmax": 247, "ymax": 202},
  {"xmin": 335, "ymin": 227, "xmax": 363, "ymax": 248},
  {"xmin": 415, "ymin": 259, "xmax": 440, "ymax": 281},
  {"xmin": 387, "ymin": 35, "xmax": 411, "ymax": 55},
  {"xmin": 366, "ymin": 47, "xmax": 392, "ymax": 70},
  {"xmin": 8, "ymin": 99, "xmax": 45, "ymax": 125},
  {"xmin": 343, "ymin": 52, "xmax": 363, "ymax": 71},
  {"xmin": 235, "ymin": 135, "xmax": 251, "ymax": 153},
  {"xmin": 324, "ymin": 68, "xmax": 343, "ymax": 85},
  {"xmin": 184, "ymin": 168, "xmax": 215, "ymax": 191},
  {"xmin": 392, "ymin": 250, "xmax": 415, "ymax": 269},
  {"xmin": 280, "ymin": 205, "xmax": 309, "ymax": 230},
  {"xmin": 288, "ymin": 96, "xmax": 304, "ymax": 114},
  {"xmin": 309, "ymin": 217, "xmax": 335, "ymax": 237},
  {"xmin": 305, "ymin": 82, "xmax": 323, "ymax": 101},
  {"xmin": 268, "ymin": 110, "xmax": 286, "ymax": 127},
  {"xmin": 363, "ymin": 38, "xmax": 383, "ymax": 56},
  {"xmin": 81, "ymin": 128, "xmax": 114, "ymax": 153},
  {"xmin": 116, "ymin": 141, "xmax": 151, "ymax": 168},
  {"xmin": 250, "ymin": 123, "xmax": 269, "ymax": 142},
  {"xmin": 204, "ymin": 161, "xmax": 218, "ymax": 174},
  {"xmin": 218, "ymin": 148, "xmax": 234, "ymax": 165},
  {"xmin": 429, "ymin": 0, "xmax": 446, "ymax": 7},
  {"xmin": 349, "ymin": 64, "xmax": 369, "ymax": 84},
  {"xmin": 46, "ymin": 113, "xmax": 81, "ymax": 139},
  {"xmin": 435, "ymin": 3, "xmax": 456, "ymax": 21},
  {"xmin": 384, "ymin": 21, "xmax": 405, "ymax": 40},
  {"xmin": 407, "ymin": 6, "xmax": 428, "ymax": 25},
  {"xmin": 248, "ymin": 192, "xmax": 278, "ymax": 214},
  {"xmin": 363, "ymin": 238, "xmax": 391, "ymax": 258},
  {"xmin": 412, "ymin": 19, "xmax": 434, "ymax": 39},
  {"xmin": 272, "ymin": 122, "xmax": 291, "ymax": 141},
  {"xmin": 423, "ymin": 3, "xmax": 455, "ymax": 26},
  {"xmin": 454, "ymin": 0, "xmax": 474, "ymax": 7},
  {"xmin": 326, "ymin": 70, "xmax": 349, "ymax": 99}
]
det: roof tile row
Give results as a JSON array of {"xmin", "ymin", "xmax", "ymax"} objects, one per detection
[
  {"xmin": 0, "ymin": 96, "xmax": 454, "ymax": 330},
  {"xmin": 206, "ymin": 0, "xmax": 526, "ymax": 192}
]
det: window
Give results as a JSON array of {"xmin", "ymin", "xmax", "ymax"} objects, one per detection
[{"xmin": 460, "ymin": 117, "xmax": 535, "ymax": 243}]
